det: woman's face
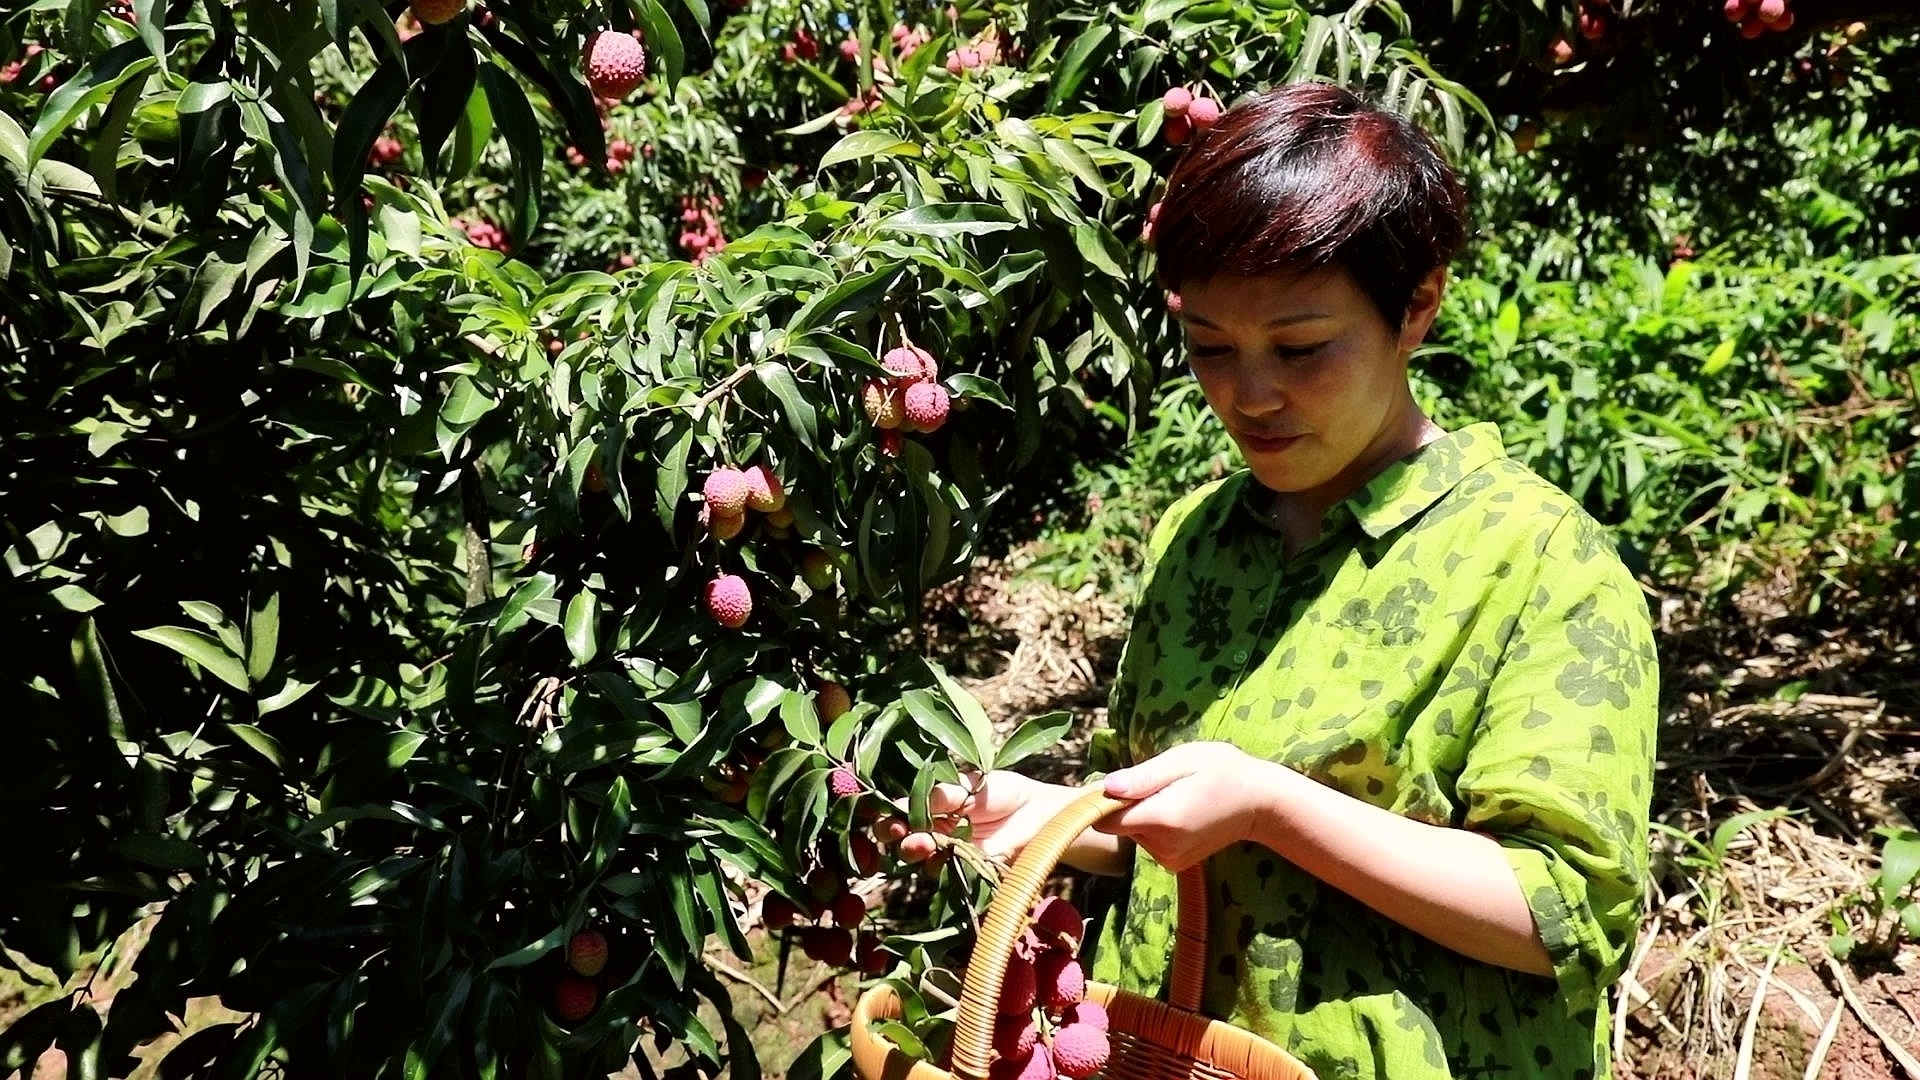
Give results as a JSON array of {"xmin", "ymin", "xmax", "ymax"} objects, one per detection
[{"xmin": 1177, "ymin": 265, "xmax": 1443, "ymax": 512}]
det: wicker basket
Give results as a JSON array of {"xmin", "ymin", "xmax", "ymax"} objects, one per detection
[{"xmin": 851, "ymin": 786, "xmax": 1317, "ymax": 1080}]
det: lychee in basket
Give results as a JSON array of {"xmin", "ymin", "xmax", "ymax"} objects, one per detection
[{"xmin": 851, "ymin": 787, "xmax": 1317, "ymax": 1080}]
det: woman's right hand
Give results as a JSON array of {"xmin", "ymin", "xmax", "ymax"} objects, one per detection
[{"xmin": 879, "ymin": 771, "xmax": 1131, "ymax": 876}]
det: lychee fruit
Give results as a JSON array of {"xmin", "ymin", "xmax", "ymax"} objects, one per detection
[
  {"xmin": 744, "ymin": 464, "xmax": 786, "ymax": 512},
  {"xmin": 703, "ymin": 505, "xmax": 746, "ymax": 541},
  {"xmin": 1035, "ymin": 950, "xmax": 1086, "ymax": 1009},
  {"xmin": 856, "ymin": 932, "xmax": 891, "ymax": 975},
  {"xmin": 879, "ymin": 430, "xmax": 903, "ymax": 458},
  {"xmin": 848, "ymin": 831, "xmax": 881, "ymax": 876},
  {"xmin": 1166, "ymin": 290, "xmax": 1184, "ymax": 316},
  {"xmin": 1163, "ymin": 114, "xmax": 1192, "ymax": 146},
  {"xmin": 816, "ymin": 680, "xmax": 852, "ymax": 722},
  {"xmin": 828, "ymin": 765, "xmax": 862, "ymax": 798},
  {"xmin": 882, "ymin": 344, "xmax": 938, "ymax": 383},
  {"xmin": 567, "ymin": 928, "xmax": 609, "ymax": 976},
  {"xmin": 862, "ymin": 379, "xmax": 905, "ymax": 429},
  {"xmin": 1064, "ymin": 1000, "xmax": 1109, "ymax": 1033},
  {"xmin": 996, "ymin": 954, "xmax": 1038, "ymax": 1015},
  {"xmin": 799, "ymin": 925, "xmax": 855, "ymax": 967},
  {"xmin": 802, "ymin": 551, "xmax": 839, "ymax": 591},
  {"xmin": 552, "ymin": 974, "xmax": 599, "ymax": 1024},
  {"xmin": 766, "ymin": 507, "xmax": 796, "ymax": 529},
  {"xmin": 1186, "ymin": 96, "xmax": 1220, "ymax": 133},
  {"xmin": 584, "ymin": 29, "xmax": 648, "ymax": 100},
  {"xmin": 704, "ymin": 466, "xmax": 752, "ymax": 517},
  {"xmin": 994, "ymin": 1012, "xmax": 1040, "ymax": 1060},
  {"xmin": 901, "ymin": 382, "xmax": 950, "ymax": 433},
  {"xmin": 830, "ymin": 890, "xmax": 866, "ymax": 928},
  {"xmin": 1050, "ymin": 1021, "xmax": 1110, "ymax": 1079},
  {"xmin": 409, "ymin": 0, "xmax": 465, "ymax": 24},
  {"xmin": 704, "ymin": 574, "xmax": 752, "ymax": 628},
  {"xmin": 763, "ymin": 893, "xmax": 803, "ymax": 930},
  {"xmin": 988, "ymin": 1043, "xmax": 1054, "ymax": 1080},
  {"xmin": 1161, "ymin": 86, "xmax": 1192, "ymax": 117},
  {"xmin": 1031, "ymin": 895, "xmax": 1084, "ymax": 947}
]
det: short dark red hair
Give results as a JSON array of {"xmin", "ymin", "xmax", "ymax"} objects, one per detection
[{"xmin": 1153, "ymin": 82, "xmax": 1469, "ymax": 329}]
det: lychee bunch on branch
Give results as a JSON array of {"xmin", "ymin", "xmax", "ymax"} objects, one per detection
[
  {"xmin": 862, "ymin": 343, "xmax": 949, "ymax": 446},
  {"xmin": 989, "ymin": 896, "xmax": 1111, "ymax": 1080}
]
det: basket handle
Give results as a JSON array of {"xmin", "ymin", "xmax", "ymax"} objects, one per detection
[{"xmin": 948, "ymin": 785, "xmax": 1209, "ymax": 1080}]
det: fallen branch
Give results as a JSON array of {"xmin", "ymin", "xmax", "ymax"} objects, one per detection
[{"xmin": 1823, "ymin": 954, "xmax": 1920, "ymax": 1080}]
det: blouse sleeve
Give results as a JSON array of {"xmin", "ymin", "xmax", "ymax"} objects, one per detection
[{"xmin": 1454, "ymin": 508, "xmax": 1659, "ymax": 1019}]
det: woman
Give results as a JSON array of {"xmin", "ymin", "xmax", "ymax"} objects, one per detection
[{"xmin": 895, "ymin": 83, "xmax": 1658, "ymax": 1080}]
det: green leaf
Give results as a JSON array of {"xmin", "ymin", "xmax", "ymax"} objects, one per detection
[
  {"xmin": 899, "ymin": 689, "xmax": 983, "ymax": 772},
  {"xmin": 477, "ymin": 63, "xmax": 542, "ymax": 239},
  {"xmin": 333, "ymin": 54, "xmax": 407, "ymax": 283},
  {"xmin": 880, "ymin": 203, "xmax": 1018, "ymax": 238},
  {"xmin": 564, "ymin": 590, "xmax": 599, "ymax": 668},
  {"xmin": 1045, "ymin": 24, "xmax": 1111, "ymax": 111},
  {"xmin": 28, "ymin": 41, "xmax": 158, "ymax": 167},
  {"xmin": 992, "ymin": 711, "xmax": 1073, "ymax": 771},
  {"xmin": 227, "ymin": 724, "xmax": 287, "ymax": 768},
  {"xmin": 584, "ymin": 777, "xmax": 632, "ymax": 880},
  {"xmin": 631, "ymin": 0, "xmax": 684, "ymax": 85},
  {"xmin": 819, "ymin": 131, "xmax": 921, "ymax": 169},
  {"xmin": 787, "ymin": 265, "xmax": 903, "ymax": 336},
  {"xmin": 753, "ymin": 362, "xmax": 818, "ymax": 447},
  {"xmin": 1876, "ymin": 827, "xmax": 1920, "ymax": 912},
  {"xmin": 133, "ymin": 626, "xmax": 250, "ymax": 692},
  {"xmin": 928, "ymin": 661, "xmax": 996, "ymax": 769},
  {"xmin": 486, "ymin": 924, "xmax": 568, "ymax": 971}
]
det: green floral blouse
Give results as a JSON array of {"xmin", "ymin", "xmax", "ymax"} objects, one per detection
[{"xmin": 1085, "ymin": 423, "xmax": 1658, "ymax": 1080}]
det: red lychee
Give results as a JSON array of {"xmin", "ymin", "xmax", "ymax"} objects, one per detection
[
  {"xmin": 409, "ymin": 0, "xmax": 465, "ymax": 24},
  {"xmin": 1035, "ymin": 950, "xmax": 1086, "ymax": 1009},
  {"xmin": 763, "ymin": 893, "xmax": 802, "ymax": 930},
  {"xmin": 901, "ymin": 382, "xmax": 950, "ymax": 433},
  {"xmin": 743, "ymin": 464, "xmax": 786, "ymax": 512},
  {"xmin": 552, "ymin": 974, "xmax": 599, "ymax": 1024},
  {"xmin": 1050, "ymin": 1021, "xmax": 1110, "ymax": 1079},
  {"xmin": 1161, "ymin": 86, "xmax": 1193, "ymax": 117},
  {"xmin": 856, "ymin": 932, "xmax": 891, "ymax": 975},
  {"xmin": 1031, "ymin": 895, "xmax": 1085, "ymax": 948},
  {"xmin": 704, "ymin": 574, "xmax": 752, "ymax": 628},
  {"xmin": 799, "ymin": 925, "xmax": 855, "ymax": 966},
  {"xmin": 996, "ymin": 953, "xmax": 1038, "ymax": 1016},
  {"xmin": 584, "ymin": 29, "xmax": 648, "ymax": 100},
  {"xmin": 863, "ymin": 379, "xmax": 905, "ymax": 429},
  {"xmin": 988, "ymin": 1043, "xmax": 1054, "ymax": 1080},
  {"xmin": 816, "ymin": 680, "xmax": 852, "ymax": 722},
  {"xmin": 848, "ymin": 831, "xmax": 881, "ymax": 876},
  {"xmin": 703, "ymin": 505, "xmax": 747, "ymax": 541},
  {"xmin": 703, "ymin": 466, "xmax": 752, "ymax": 517},
  {"xmin": 879, "ymin": 430, "xmax": 903, "ymax": 458},
  {"xmin": 828, "ymin": 766, "xmax": 862, "ymax": 799},
  {"xmin": 830, "ymin": 890, "xmax": 866, "ymax": 928},
  {"xmin": 993, "ymin": 1011, "xmax": 1040, "ymax": 1060},
  {"xmin": 567, "ymin": 928, "xmax": 609, "ymax": 976},
  {"xmin": 1164, "ymin": 114, "xmax": 1192, "ymax": 146},
  {"xmin": 1186, "ymin": 96, "xmax": 1221, "ymax": 132}
]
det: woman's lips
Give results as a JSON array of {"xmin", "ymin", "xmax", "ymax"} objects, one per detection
[{"xmin": 1237, "ymin": 431, "xmax": 1303, "ymax": 454}]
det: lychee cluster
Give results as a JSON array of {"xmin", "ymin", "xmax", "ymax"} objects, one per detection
[
  {"xmin": 699, "ymin": 462, "xmax": 789, "ymax": 542},
  {"xmin": 836, "ymin": 85, "xmax": 885, "ymax": 128},
  {"xmin": 1160, "ymin": 87, "xmax": 1220, "ymax": 147},
  {"xmin": 459, "ymin": 215, "xmax": 511, "ymax": 253},
  {"xmin": 989, "ymin": 897, "xmax": 1110, "ymax": 1080},
  {"xmin": 1723, "ymin": 0, "xmax": 1793, "ymax": 37},
  {"xmin": 891, "ymin": 22, "xmax": 931, "ymax": 58},
  {"xmin": 369, "ymin": 133, "xmax": 404, "ymax": 169},
  {"xmin": 677, "ymin": 194, "xmax": 727, "ymax": 265},
  {"xmin": 552, "ymin": 927, "xmax": 612, "ymax": 1025},
  {"xmin": 1, "ymin": 44, "xmax": 59, "ymax": 92},
  {"xmin": 944, "ymin": 30, "xmax": 1002, "ymax": 75},
  {"xmin": 780, "ymin": 26, "xmax": 821, "ymax": 63},
  {"xmin": 583, "ymin": 29, "xmax": 648, "ymax": 101},
  {"xmin": 764, "ymin": 840, "xmax": 893, "ymax": 975},
  {"xmin": 862, "ymin": 344, "xmax": 950, "ymax": 457}
]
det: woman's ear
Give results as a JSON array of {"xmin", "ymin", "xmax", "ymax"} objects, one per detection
[{"xmin": 1397, "ymin": 268, "xmax": 1448, "ymax": 355}]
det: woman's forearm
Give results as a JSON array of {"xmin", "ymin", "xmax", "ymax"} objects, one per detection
[
  {"xmin": 1250, "ymin": 761, "xmax": 1554, "ymax": 977},
  {"xmin": 1063, "ymin": 830, "xmax": 1134, "ymax": 877}
]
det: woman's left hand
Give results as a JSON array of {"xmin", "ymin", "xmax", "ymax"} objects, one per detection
[{"xmin": 1096, "ymin": 742, "xmax": 1289, "ymax": 872}]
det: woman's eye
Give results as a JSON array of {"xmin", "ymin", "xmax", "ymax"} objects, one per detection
[
  {"xmin": 1276, "ymin": 343, "xmax": 1324, "ymax": 361},
  {"xmin": 1187, "ymin": 343, "xmax": 1232, "ymax": 360}
]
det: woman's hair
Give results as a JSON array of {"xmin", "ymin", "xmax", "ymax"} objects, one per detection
[{"xmin": 1153, "ymin": 82, "xmax": 1469, "ymax": 329}]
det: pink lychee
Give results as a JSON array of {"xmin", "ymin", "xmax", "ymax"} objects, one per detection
[
  {"xmin": 988, "ymin": 1044, "xmax": 1054, "ymax": 1080},
  {"xmin": 584, "ymin": 29, "xmax": 648, "ymax": 100},
  {"xmin": 1161, "ymin": 86, "xmax": 1193, "ymax": 117},
  {"xmin": 1064, "ymin": 1000, "xmax": 1109, "ymax": 1033},
  {"xmin": 828, "ymin": 766, "xmax": 862, "ymax": 798},
  {"xmin": 703, "ymin": 466, "xmax": 752, "ymax": 517},
  {"xmin": 1186, "ymin": 96, "xmax": 1221, "ymax": 132},
  {"xmin": 1031, "ymin": 895, "xmax": 1084, "ymax": 947},
  {"xmin": 1050, "ymin": 1022, "xmax": 1110, "ymax": 1079},
  {"xmin": 993, "ymin": 1012, "xmax": 1040, "ymax": 1060},
  {"xmin": 901, "ymin": 382, "xmax": 949, "ymax": 432},
  {"xmin": 882, "ymin": 345, "xmax": 938, "ymax": 383},
  {"xmin": 705, "ymin": 574, "xmax": 752, "ymax": 628}
]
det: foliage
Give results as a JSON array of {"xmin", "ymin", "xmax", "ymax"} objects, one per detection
[{"xmin": 1828, "ymin": 826, "xmax": 1920, "ymax": 962}]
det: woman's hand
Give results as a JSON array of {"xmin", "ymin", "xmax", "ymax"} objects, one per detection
[
  {"xmin": 876, "ymin": 771, "xmax": 1132, "ymax": 876},
  {"xmin": 1096, "ymin": 742, "xmax": 1282, "ymax": 873}
]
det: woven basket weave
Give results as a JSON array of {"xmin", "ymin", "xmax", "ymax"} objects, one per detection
[{"xmin": 851, "ymin": 786, "xmax": 1317, "ymax": 1080}]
